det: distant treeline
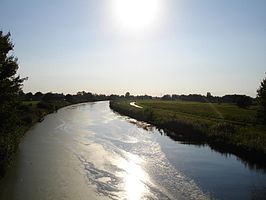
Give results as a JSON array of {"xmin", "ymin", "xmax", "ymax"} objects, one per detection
[
  {"xmin": 20, "ymin": 91, "xmax": 110, "ymax": 103},
  {"xmin": 21, "ymin": 91, "xmax": 254, "ymax": 104},
  {"xmin": 161, "ymin": 93, "xmax": 255, "ymax": 108},
  {"xmin": 20, "ymin": 91, "xmax": 154, "ymax": 103},
  {"xmin": 20, "ymin": 91, "xmax": 254, "ymax": 109},
  {"xmin": 125, "ymin": 92, "xmax": 254, "ymax": 108}
]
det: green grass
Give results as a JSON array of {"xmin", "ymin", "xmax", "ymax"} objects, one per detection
[
  {"xmin": 22, "ymin": 100, "xmax": 39, "ymax": 106},
  {"xmin": 110, "ymin": 100, "xmax": 266, "ymax": 160},
  {"xmin": 138, "ymin": 100, "xmax": 258, "ymax": 124}
]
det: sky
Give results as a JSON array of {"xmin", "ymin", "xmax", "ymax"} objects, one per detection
[{"xmin": 0, "ymin": 0, "xmax": 265, "ymax": 97}]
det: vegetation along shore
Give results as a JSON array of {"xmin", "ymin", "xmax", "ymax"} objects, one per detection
[{"xmin": 110, "ymin": 97, "xmax": 266, "ymax": 169}]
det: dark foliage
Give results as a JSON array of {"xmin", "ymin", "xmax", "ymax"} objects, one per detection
[
  {"xmin": 37, "ymin": 101, "xmax": 53, "ymax": 110},
  {"xmin": 257, "ymin": 75, "xmax": 266, "ymax": 122},
  {"xmin": 24, "ymin": 92, "xmax": 33, "ymax": 101},
  {"xmin": 210, "ymin": 122, "xmax": 236, "ymax": 136},
  {"xmin": 165, "ymin": 93, "xmax": 255, "ymax": 105},
  {"xmin": 236, "ymin": 95, "xmax": 253, "ymax": 108},
  {"xmin": 34, "ymin": 92, "xmax": 43, "ymax": 101},
  {"xmin": 65, "ymin": 94, "xmax": 74, "ymax": 103},
  {"xmin": 125, "ymin": 92, "xmax": 130, "ymax": 98},
  {"xmin": 0, "ymin": 31, "xmax": 26, "ymax": 176},
  {"xmin": 162, "ymin": 94, "xmax": 172, "ymax": 100}
]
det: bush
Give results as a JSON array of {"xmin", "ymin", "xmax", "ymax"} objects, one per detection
[
  {"xmin": 37, "ymin": 101, "xmax": 52, "ymax": 110},
  {"xmin": 21, "ymin": 115, "xmax": 33, "ymax": 124},
  {"xmin": 210, "ymin": 123, "xmax": 236, "ymax": 136},
  {"xmin": 17, "ymin": 104, "xmax": 30, "ymax": 112},
  {"xmin": 143, "ymin": 107, "xmax": 154, "ymax": 121},
  {"xmin": 236, "ymin": 96, "xmax": 252, "ymax": 108},
  {"xmin": 257, "ymin": 75, "xmax": 266, "ymax": 122}
]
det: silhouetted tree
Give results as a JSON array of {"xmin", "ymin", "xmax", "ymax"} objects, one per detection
[
  {"xmin": 18, "ymin": 90, "xmax": 25, "ymax": 100},
  {"xmin": 34, "ymin": 92, "xmax": 43, "ymax": 100},
  {"xmin": 236, "ymin": 95, "xmax": 252, "ymax": 109},
  {"xmin": 257, "ymin": 74, "xmax": 266, "ymax": 122},
  {"xmin": 221, "ymin": 94, "xmax": 251, "ymax": 104},
  {"xmin": 172, "ymin": 94, "xmax": 180, "ymax": 100},
  {"xmin": 25, "ymin": 92, "xmax": 33, "ymax": 101},
  {"xmin": 162, "ymin": 94, "xmax": 172, "ymax": 100},
  {"xmin": 43, "ymin": 92, "xmax": 54, "ymax": 102},
  {"xmin": 0, "ymin": 31, "xmax": 26, "ymax": 175},
  {"xmin": 65, "ymin": 94, "xmax": 73, "ymax": 102},
  {"xmin": 110, "ymin": 94, "xmax": 119, "ymax": 100},
  {"xmin": 125, "ymin": 92, "xmax": 130, "ymax": 98}
]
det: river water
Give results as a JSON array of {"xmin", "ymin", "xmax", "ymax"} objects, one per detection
[{"xmin": 0, "ymin": 101, "xmax": 266, "ymax": 200}]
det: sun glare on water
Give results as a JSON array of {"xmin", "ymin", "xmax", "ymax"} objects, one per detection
[{"xmin": 113, "ymin": 0, "xmax": 161, "ymax": 31}]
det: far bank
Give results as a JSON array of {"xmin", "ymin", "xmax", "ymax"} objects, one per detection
[{"xmin": 109, "ymin": 100, "xmax": 266, "ymax": 168}]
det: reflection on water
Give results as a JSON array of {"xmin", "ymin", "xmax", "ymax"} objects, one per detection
[
  {"xmin": 119, "ymin": 155, "xmax": 148, "ymax": 200},
  {"xmin": 0, "ymin": 101, "xmax": 266, "ymax": 200},
  {"xmin": 71, "ymin": 102, "xmax": 209, "ymax": 199},
  {"xmin": 77, "ymin": 152, "xmax": 151, "ymax": 200}
]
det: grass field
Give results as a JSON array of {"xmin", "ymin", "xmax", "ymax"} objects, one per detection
[
  {"xmin": 22, "ymin": 100, "xmax": 39, "ymax": 106},
  {"xmin": 110, "ymin": 100, "xmax": 266, "ymax": 165},
  {"xmin": 138, "ymin": 100, "xmax": 259, "ymax": 124}
]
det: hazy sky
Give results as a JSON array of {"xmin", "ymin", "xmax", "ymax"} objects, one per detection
[{"xmin": 0, "ymin": 0, "xmax": 265, "ymax": 97}]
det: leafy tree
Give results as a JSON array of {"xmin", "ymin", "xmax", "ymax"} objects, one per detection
[
  {"xmin": 162, "ymin": 94, "xmax": 171, "ymax": 100},
  {"xmin": 34, "ymin": 91, "xmax": 43, "ymax": 100},
  {"xmin": 125, "ymin": 92, "xmax": 130, "ymax": 98},
  {"xmin": 65, "ymin": 94, "xmax": 74, "ymax": 102},
  {"xmin": 257, "ymin": 74, "xmax": 266, "ymax": 122},
  {"xmin": 42, "ymin": 92, "xmax": 54, "ymax": 102},
  {"xmin": 236, "ymin": 95, "xmax": 252, "ymax": 109},
  {"xmin": 206, "ymin": 92, "xmax": 212, "ymax": 98},
  {"xmin": 25, "ymin": 92, "xmax": 33, "ymax": 101},
  {"xmin": 0, "ymin": 31, "xmax": 26, "ymax": 175}
]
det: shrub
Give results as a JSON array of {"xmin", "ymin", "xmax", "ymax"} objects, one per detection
[
  {"xmin": 210, "ymin": 123, "xmax": 236, "ymax": 136},
  {"xmin": 37, "ymin": 101, "xmax": 52, "ymax": 110}
]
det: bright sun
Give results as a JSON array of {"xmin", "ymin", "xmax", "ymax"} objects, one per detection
[{"xmin": 113, "ymin": 0, "xmax": 160, "ymax": 31}]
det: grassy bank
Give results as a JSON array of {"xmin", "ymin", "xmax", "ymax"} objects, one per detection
[
  {"xmin": 110, "ymin": 100, "xmax": 266, "ymax": 167},
  {"xmin": 19, "ymin": 100, "xmax": 71, "ymax": 125},
  {"xmin": 0, "ymin": 100, "xmax": 72, "ymax": 177}
]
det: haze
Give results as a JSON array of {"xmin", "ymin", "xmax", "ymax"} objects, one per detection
[{"xmin": 0, "ymin": 0, "xmax": 265, "ymax": 97}]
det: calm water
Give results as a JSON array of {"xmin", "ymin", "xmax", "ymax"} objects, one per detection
[{"xmin": 0, "ymin": 101, "xmax": 266, "ymax": 200}]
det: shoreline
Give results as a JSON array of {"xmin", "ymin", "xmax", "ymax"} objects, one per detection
[
  {"xmin": 109, "ymin": 100, "xmax": 266, "ymax": 171},
  {"xmin": 0, "ymin": 100, "xmax": 97, "ymax": 178}
]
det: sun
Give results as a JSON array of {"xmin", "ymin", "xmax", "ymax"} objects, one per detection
[{"xmin": 113, "ymin": 0, "xmax": 160, "ymax": 31}]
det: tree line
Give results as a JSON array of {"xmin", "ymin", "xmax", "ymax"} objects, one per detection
[{"xmin": 161, "ymin": 93, "xmax": 254, "ymax": 108}]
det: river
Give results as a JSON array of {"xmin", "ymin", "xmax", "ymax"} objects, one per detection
[{"xmin": 0, "ymin": 101, "xmax": 266, "ymax": 200}]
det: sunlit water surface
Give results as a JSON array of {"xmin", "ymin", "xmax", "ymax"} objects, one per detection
[{"xmin": 0, "ymin": 101, "xmax": 266, "ymax": 200}]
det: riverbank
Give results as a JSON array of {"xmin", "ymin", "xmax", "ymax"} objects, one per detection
[
  {"xmin": 0, "ymin": 100, "xmax": 72, "ymax": 177},
  {"xmin": 109, "ymin": 100, "xmax": 266, "ymax": 168}
]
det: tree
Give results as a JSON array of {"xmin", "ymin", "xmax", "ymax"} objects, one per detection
[
  {"xmin": 25, "ymin": 92, "xmax": 33, "ymax": 101},
  {"xmin": 236, "ymin": 95, "xmax": 252, "ymax": 109},
  {"xmin": 206, "ymin": 92, "xmax": 212, "ymax": 98},
  {"xmin": 65, "ymin": 94, "xmax": 73, "ymax": 102},
  {"xmin": 257, "ymin": 74, "xmax": 266, "ymax": 122},
  {"xmin": 0, "ymin": 31, "xmax": 26, "ymax": 175},
  {"xmin": 34, "ymin": 91, "xmax": 43, "ymax": 100},
  {"xmin": 125, "ymin": 92, "xmax": 130, "ymax": 98},
  {"xmin": 162, "ymin": 94, "xmax": 172, "ymax": 100},
  {"xmin": 42, "ymin": 92, "xmax": 54, "ymax": 102}
]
